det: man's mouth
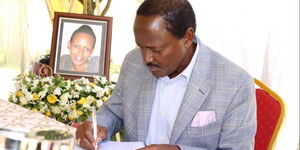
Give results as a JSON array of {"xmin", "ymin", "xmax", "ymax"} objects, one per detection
[
  {"xmin": 148, "ymin": 65, "xmax": 157, "ymax": 71},
  {"xmin": 147, "ymin": 65, "xmax": 160, "ymax": 73},
  {"xmin": 146, "ymin": 63, "xmax": 159, "ymax": 68}
]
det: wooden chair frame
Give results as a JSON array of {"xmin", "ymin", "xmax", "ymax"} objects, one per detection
[{"xmin": 254, "ymin": 78, "xmax": 285, "ymax": 150}]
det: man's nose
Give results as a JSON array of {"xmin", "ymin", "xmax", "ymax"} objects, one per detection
[{"xmin": 143, "ymin": 48, "xmax": 153, "ymax": 64}]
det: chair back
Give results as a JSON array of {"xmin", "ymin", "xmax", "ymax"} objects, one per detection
[{"xmin": 254, "ymin": 78, "xmax": 285, "ymax": 150}]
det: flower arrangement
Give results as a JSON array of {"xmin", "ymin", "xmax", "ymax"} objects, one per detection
[{"xmin": 8, "ymin": 72, "xmax": 115, "ymax": 124}]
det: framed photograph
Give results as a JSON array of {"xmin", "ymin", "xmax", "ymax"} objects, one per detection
[{"xmin": 49, "ymin": 12, "xmax": 112, "ymax": 80}]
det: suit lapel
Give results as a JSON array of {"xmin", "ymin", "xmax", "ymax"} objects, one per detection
[
  {"xmin": 169, "ymin": 75, "xmax": 211, "ymax": 144},
  {"xmin": 170, "ymin": 41, "xmax": 212, "ymax": 144},
  {"xmin": 137, "ymin": 68, "xmax": 157, "ymax": 141}
]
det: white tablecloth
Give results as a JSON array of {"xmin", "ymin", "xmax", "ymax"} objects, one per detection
[{"xmin": 0, "ymin": 99, "xmax": 75, "ymax": 134}]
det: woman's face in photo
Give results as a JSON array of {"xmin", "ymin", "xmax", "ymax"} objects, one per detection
[{"xmin": 68, "ymin": 32, "xmax": 95, "ymax": 71}]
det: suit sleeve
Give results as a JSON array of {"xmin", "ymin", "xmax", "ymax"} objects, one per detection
[
  {"xmin": 177, "ymin": 76, "xmax": 256, "ymax": 150},
  {"xmin": 217, "ymin": 76, "xmax": 256, "ymax": 150},
  {"xmin": 88, "ymin": 53, "xmax": 132, "ymax": 139}
]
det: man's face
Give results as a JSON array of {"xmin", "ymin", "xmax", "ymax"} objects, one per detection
[
  {"xmin": 68, "ymin": 32, "xmax": 95, "ymax": 68},
  {"xmin": 134, "ymin": 15, "xmax": 189, "ymax": 78}
]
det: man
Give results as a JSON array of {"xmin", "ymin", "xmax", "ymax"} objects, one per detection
[
  {"xmin": 76, "ymin": 0, "xmax": 256, "ymax": 149},
  {"xmin": 59, "ymin": 25, "xmax": 100, "ymax": 73}
]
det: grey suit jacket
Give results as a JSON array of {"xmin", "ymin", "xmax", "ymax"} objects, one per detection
[{"xmin": 95, "ymin": 40, "xmax": 256, "ymax": 150}]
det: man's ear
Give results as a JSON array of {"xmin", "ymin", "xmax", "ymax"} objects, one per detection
[{"xmin": 183, "ymin": 28, "xmax": 195, "ymax": 48}]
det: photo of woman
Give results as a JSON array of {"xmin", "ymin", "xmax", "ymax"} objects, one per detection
[
  {"xmin": 50, "ymin": 13, "xmax": 112, "ymax": 79},
  {"xmin": 59, "ymin": 25, "xmax": 100, "ymax": 73}
]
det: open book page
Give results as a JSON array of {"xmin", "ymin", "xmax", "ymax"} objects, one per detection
[{"xmin": 74, "ymin": 141, "xmax": 145, "ymax": 150}]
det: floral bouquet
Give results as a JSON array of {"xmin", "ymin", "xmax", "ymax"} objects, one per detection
[{"xmin": 8, "ymin": 72, "xmax": 115, "ymax": 124}]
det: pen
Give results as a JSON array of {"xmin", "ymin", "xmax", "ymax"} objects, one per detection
[{"xmin": 92, "ymin": 107, "xmax": 98, "ymax": 150}]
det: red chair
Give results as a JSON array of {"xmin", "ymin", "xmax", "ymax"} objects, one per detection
[{"xmin": 254, "ymin": 78, "xmax": 285, "ymax": 150}]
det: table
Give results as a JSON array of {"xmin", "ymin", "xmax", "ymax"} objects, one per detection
[{"xmin": 0, "ymin": 99, "xmax": 75, "ymax": 134}]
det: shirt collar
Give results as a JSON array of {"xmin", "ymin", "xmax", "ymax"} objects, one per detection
[{"xmin": 160, "ymin": 35, "xmax": 200, "ymax": 83}]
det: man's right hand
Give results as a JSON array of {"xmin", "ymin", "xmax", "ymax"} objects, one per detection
[{"xmin": 75, "ymin": 121, "xmax": 108, "ymax": 150}]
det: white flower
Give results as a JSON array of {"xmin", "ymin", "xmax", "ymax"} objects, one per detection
[
  {"xmin": 11, "ymin": 95, "xmax": 18, "ymax": 103},
  {"xmin": 19, "ymin": 96, "xmax": 28, "ymax": 105},
  {"xmin": 9, "ymin": 72, "xmax": 115, "ymax": 124},
  {"xmin": 51, "ymin": 106, "xmax": 61, "ymax": 114},
  {"xmin": 25, "ymin": 91, "xmax": 33, "ymax": 100},
  {"xmin": 43, "ymin": 84, "xmax": 49, "ymax": 89},
  {"xmin": 110, "ymin": 74, "xmax": 119, "ymax": 82},
  {"xmin": 75, "ymin": 84, "xmax": 83, "ymax": 91},
  {"xmin": 65, "ymin": 106, "xmax": 71, "ymax": 112},
  {"xmin": 69, "ymin": 110, "xmax": 78, "ymax": 119},
  {"xmin": 80, "ymin": 77, "xmax": 90, "ymax": 85},
  {"xmin": 94, "ymin": 76, "xmax": 101, "ymax": 82},
  {"xmin": 25, "ymin": 76, "xmax": 31, "ymax": 83},
  {"xmin": 21, "ymin": 86, "xmax": 27, "ymax": 94},
  {"xmin": 41, "ymin": 76, "xmax": 51, "ymax": 83},
  {"xmin": 62, "ymin": 114, "xmax": 67, "ymax": 120},
  {"xmin": 97, "ymin": 90, "xmax": 105, "ymax": 98},
  {"xmin": 71, "ymin": 91, "xmax": 80, "ymax": 98},
  {"xmin": 60, "ymin": 93, "xmax": 70, "ymax": 102},
  {"xmin": 59, "ymin": 105, "xmax": 69, "ymax": 112},
  {"xmin": 39, "ymin": 90, "xmax": 47, "ymax": 99},
  {"xmin": 84, "ymin": 86, "xmax": 92, "ymax": 93},
  {"xmin": 39, "ymin": 104, "xmax": 48, "ymax": 113},
  {"xmin": 92, "ymin": 86, "xmax": 99, "ymax": 93},
  {"xmin": 70, "ymin": 99, "xmax": 76, "ymax": 104},
  {"xmin": 82, "ymin": 103, "xmax": 91, "ymax": 109},
  {"xmin": 109, "ymin": 84, "xmax": 116, "ymax": 89},
  {"xmin": 59, "ymin": 101, "xmax": 67, "ymax": 106},
  {"xmin": 104, "ymin": 87, "xmax": 111, "ymax": 92},
  {"xmin": 86, "ymin": 95, "xmax": 95, "ymax": 104},
  {"xmin": 14, "ymin": 81, "xmax": 22, "ymax": 90},
  {"xmin": 96, "ymin": 100, "xmax": 103, "ymax": 108},
  {"xmin": 93, "ymin": 86, "xmax": 105, "ymax": 97},
  {"xmin": 101, "ymin": 77, "xmax": 108, "ymax": 85},
  {"xmin": 64, "ymin": 80, "xmax": 71, "ymax": 89},
  {"xmin": 53, "ymin": 87, "xmax": 61, "ymax": 95},
  {"xmin": 32, "ymin": 79, "xmax": 39, "ymax": 88}
]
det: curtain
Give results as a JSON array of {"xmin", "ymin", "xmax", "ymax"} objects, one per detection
[
  {"xmin": 107, "ymin": 0, "xmax": 299, "ymax": 148},
  {"xmin": 189, "ymin": 0, "xmax": 299, "ymax": 149},
  {"xmin": 0, "ymin": 0, "xmax": 27, "ymax": 100},
  {"xmin": 0, "ymin": 0, "xmax": 51, "ymax": 100},
  {"xmin": 0, "ymin": 0, "xmax": 298, "ymax": 149}
]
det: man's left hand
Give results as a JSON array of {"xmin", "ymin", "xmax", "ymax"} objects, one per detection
[{"xmin": 137, "ymin": 144, "xmax": 180, "ymax": 150}]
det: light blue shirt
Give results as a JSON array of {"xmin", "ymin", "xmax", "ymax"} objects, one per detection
[{"xmin": 145, "ymin": 36, "xmax": 200, "ymax": 145}]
